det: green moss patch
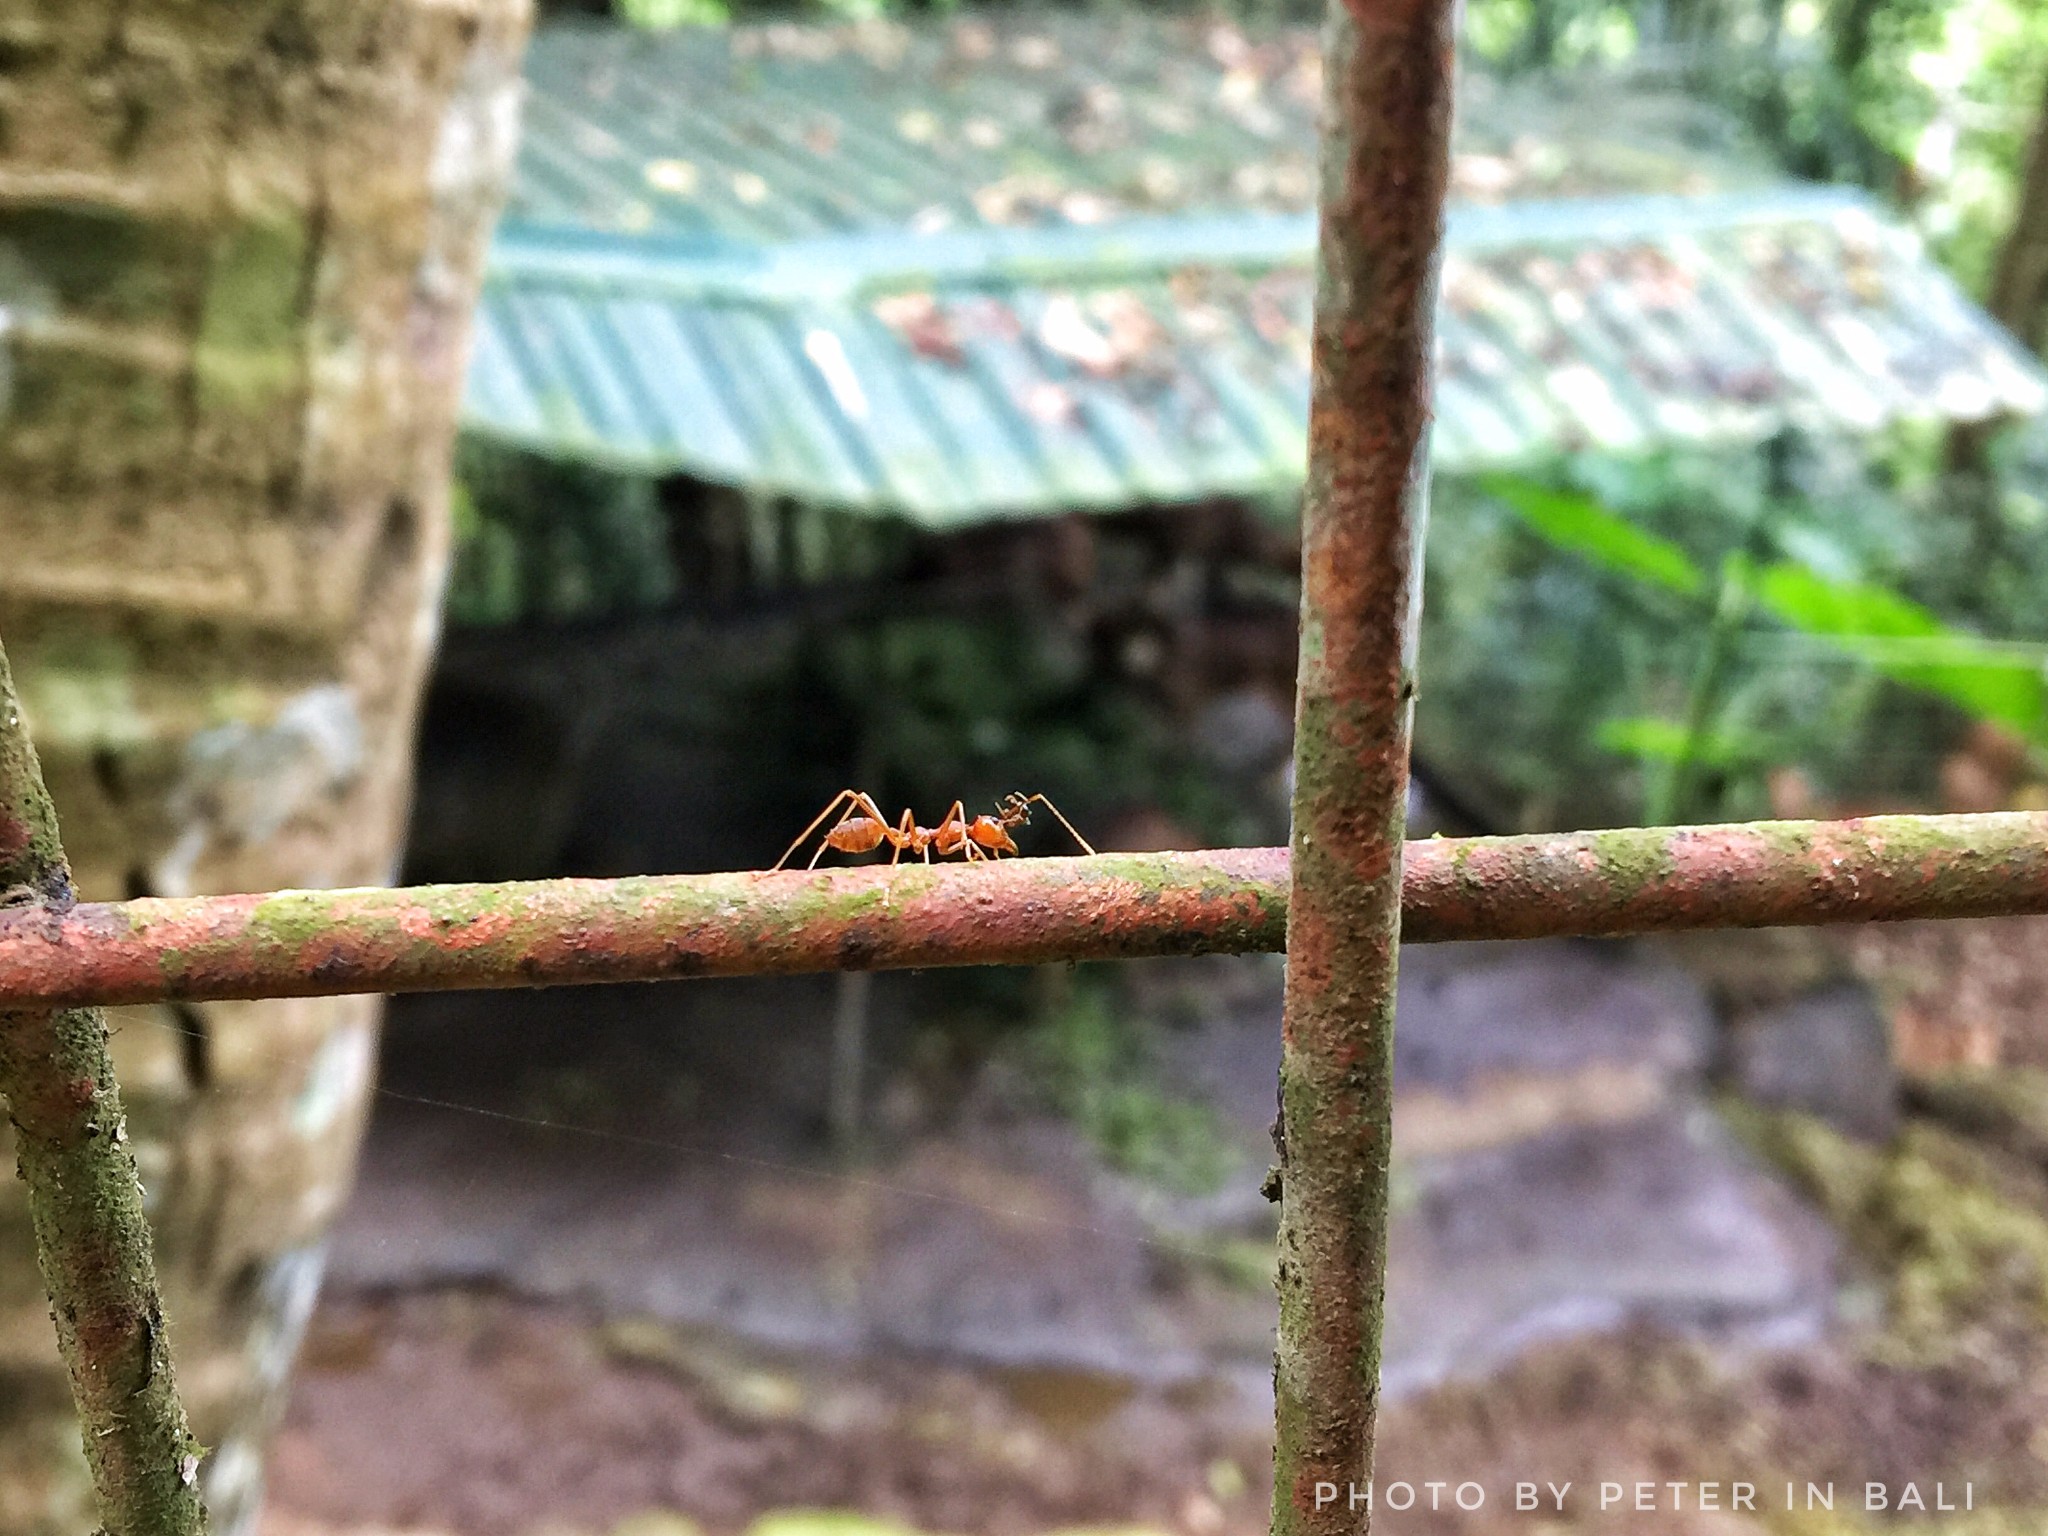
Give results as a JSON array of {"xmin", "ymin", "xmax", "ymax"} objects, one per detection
[{"xmin": 1728, "ymin": 1102, "xmax": 2048, "ymax": 1362}]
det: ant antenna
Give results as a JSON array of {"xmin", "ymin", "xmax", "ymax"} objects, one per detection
[{"xmin": 1007, "ymin": 791, "xmax": 1096, "ymax": 856}]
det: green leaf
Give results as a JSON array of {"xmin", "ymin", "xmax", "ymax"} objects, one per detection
[
  {"xmin": 1748, "ymin": 562, "xmax": 2047, "ymax": 742},
  {"xmin": 1480, "ymin": 475, "xmax": 1706, "ymax": 597},
  {"xmin": 1596, "ymin": 716, "xmax": 1767, "ymax": 768},
  {"xmin": 1747, "ymin": 561, "xmax": 1940, "ymax": 640},
  {"xmin": 618, "ymin": 0, "xmax": 728, "ymax": 29}
]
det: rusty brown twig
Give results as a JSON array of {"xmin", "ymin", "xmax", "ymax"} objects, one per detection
[
  {"xmin": 0, "ymin": 639, "xmax": 208, "ymax": 1536},
  {"xmin": 1271, "ymin": 0, "xmax": 1457, "ymax": 1531},
  {"xmin": 1, "ymin": 816, "xmax": 2045, "ymax": 1007}
]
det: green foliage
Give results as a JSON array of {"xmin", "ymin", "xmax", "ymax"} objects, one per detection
[
  {"xmin": 1745, "ymin": 560, "xmax": 2048, "ymax": 743},
  {"xmin": 1728, "ymin": 1104, "xmax": 2048, "ymax": 1364},
  {"xmin": 1441, "ymin": 0, "xmax": 2048, "ymax": 317},
  {"xmin": 812, "ymin": 612, "xmax": 1247, "ymax": 850},
  {"xmin": 1477, "ymin": 474, "xmax": 1705, "ymax": 596},
  {"xmin": 447, "ymin": 442, "xmax": 676, "ymax": 626},
  {"xmin": 1595, "ymin": 714, "xmax": 1767, "ymax": 768},
  {"xmin": 1846, "ymin": 0, "xmax": 2048, "ymax": 294},
  {"xmin": 618, "ymin": 0, "xmax": 730, "ymax": 26},
  {"xmin": 1463, "ymin": 0, "xmax": 1643, "ymax": 73},
  {"xmin": 1027, "ymin": 979, "xmax": 1237, "ymax": 1196},
  {"xmin": 1420, "ymin": 437, "xmax": 2048, "ymax": 830}
]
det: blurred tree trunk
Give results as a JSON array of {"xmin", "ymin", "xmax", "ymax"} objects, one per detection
[
  {"xmin": 0, "ymin": 4, "xmax": 531, "ymax": 1533},
  {"xmin": 1944, "ymin": 67, "xmax": 2048, "ymax": 504},
  {"xmin": 1982, "ymin": 67, "xmax": 2048, "ymax": 357},
  {"xmin": 1828, "ymin": 0, "xmax": 1883, "ymax": 80}
]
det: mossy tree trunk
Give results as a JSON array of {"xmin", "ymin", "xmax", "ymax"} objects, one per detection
[{"xmin": 0, "ymin": 4, "xmax": 532, "ymax": 1532}]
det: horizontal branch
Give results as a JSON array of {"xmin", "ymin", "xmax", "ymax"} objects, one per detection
[{"xmin": 0, "ymin": 813, "xmax": 2043, "ymax": 1009}]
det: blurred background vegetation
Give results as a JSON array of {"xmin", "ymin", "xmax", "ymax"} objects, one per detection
[
  {"xmin": 434, "ymin": 0, "xmax": 2048, "ymax": 853},
  {"xmin": 1419, "ymin": 423, "xmax": 2048, "ymax": 830}
]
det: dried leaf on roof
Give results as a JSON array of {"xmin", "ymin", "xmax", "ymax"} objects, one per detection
[{"xmin": 873, "ymin": 292, "xmax": 966, "ymax": 366}]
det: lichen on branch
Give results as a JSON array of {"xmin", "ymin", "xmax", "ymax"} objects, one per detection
[{"xmin": 0, "ymin": 638, "xmax": 208, "ymax": 1536}]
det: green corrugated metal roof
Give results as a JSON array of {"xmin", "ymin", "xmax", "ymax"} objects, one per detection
[{"xmin": 461, "ymin": 17, "xmax": 2048, "ymax": 522}]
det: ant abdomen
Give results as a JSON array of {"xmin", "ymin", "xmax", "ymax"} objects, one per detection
[{"xmin": 825, "ymin": 817, "xmax": 888, "ymax": 854}]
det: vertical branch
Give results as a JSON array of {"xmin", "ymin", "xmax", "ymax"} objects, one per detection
[
  {"xmin": 1271, "ymin": 2, "xmax": 1456, "ymax": 1535},
  {"xmin": 0, "ymin": 638, "xmax": 208, "ymax": 1536}
]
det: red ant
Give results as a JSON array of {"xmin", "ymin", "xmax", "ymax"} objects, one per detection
[{"xmin": 773, "ymin": 790, "xmax": 1096, "ymax": 871}]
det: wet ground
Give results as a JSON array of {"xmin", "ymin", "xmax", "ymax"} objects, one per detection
[
  {"xmin": 268, "ymin": 1289, "xmax": 1270, "ymax": 1536},
  {"xmin": 316, "ymin": 945, "xmax": 1836, "ymax": 1399},
  {"xmin": 266, "ymin": 1284, "xmax": 2048, "ymax": 1536},
  {"xmin": 249, "ymin": 931, "xmax": 1998, "ymax": 1536}
]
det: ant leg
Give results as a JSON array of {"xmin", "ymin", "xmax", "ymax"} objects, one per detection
[
  {"xmin": 1024, "ymin": 794, "xmax": 1097, "ymax": 856},
  {"xmin": 806, "ymin": 809, "xmax": 855, "ymax": 870},
  {"xmin": 808, "ymin": 792, "xmax": 900, "ymax": 871},
  {"xmin": 889, "ymin": 807, "xmax": 916, "ymax": 866},
  {"xmin": 937, "ymin": 801, "xmax": 971, "ymax": 861},
  {"xmin": 777, "ymin": 789, "xmax": 858, "ymax": 872},
  {"xmin": 807, "ymin": 799, "xmax": 866, "ymax": 871},
  {"xmin": 778, "ymin": 789, "xmax": 893, "ymax": 871}
]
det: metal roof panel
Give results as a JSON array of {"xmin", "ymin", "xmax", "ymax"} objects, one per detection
[{"xmin": 462, "ymin": 19, "xmax": 2048, "ymax": 521}]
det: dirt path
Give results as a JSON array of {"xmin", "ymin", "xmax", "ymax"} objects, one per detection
[
  {"xmin": 267, "ymin": 1289, "xmax": 1269, "ymax": 1536},
  {"xmin": 263, "ymin": 930, "xmax": 2048, "ymax": 1536},
  {"xmin": 265, "ymin": 1279, "xmax": 2048, "ymax": 1536}
]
